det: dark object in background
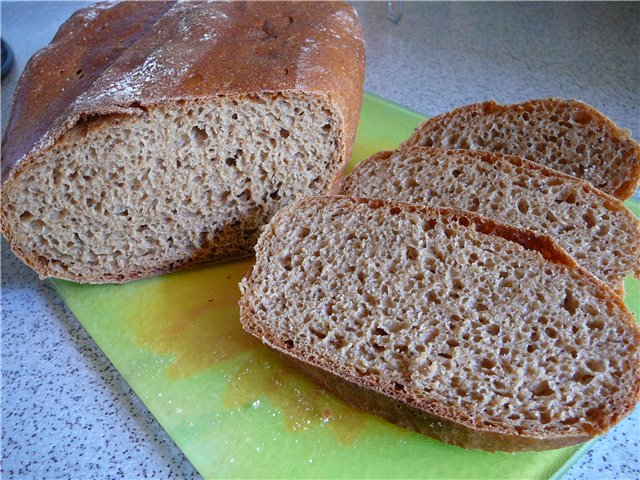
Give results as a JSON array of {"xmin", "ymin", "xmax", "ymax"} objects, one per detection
[{"xmin": 1, "ymin": 39, "xmax": 14, "ymax": 79}]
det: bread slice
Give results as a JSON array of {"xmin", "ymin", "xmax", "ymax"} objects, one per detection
[
  {"xmin": 0, "ymin": 1, "xmax": 365, "ymax": 283},
  {"xmin": 342, "ymin": 147, "xmax": 640, "ymax": 293},
  {"xmin": 240, "ymin": 196, "xmax": 640, "ymax": 452},
  {"xmin": 403, "ymin": 98, "xmax": 640, "ymax": 200}
]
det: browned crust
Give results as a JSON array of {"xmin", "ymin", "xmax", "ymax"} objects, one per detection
[
  {"xmin": 239, "ymin": 195, "xmax": 640, "ymax": 451},
  {"xmin": 342, "ymin": 146, "xmax": 640, "ymax": 285},
  {"xmin": 0, "ymin": 1, "xmax": 365, "ymax": 283},
  {"xmin": 402, "ymin": 98, "xmax": 640, "ymax": 200}
]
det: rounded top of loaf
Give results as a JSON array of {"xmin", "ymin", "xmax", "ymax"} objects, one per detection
[{"xmin": 1, "ymin": 0, "xmax": 365, "ymax": 181}]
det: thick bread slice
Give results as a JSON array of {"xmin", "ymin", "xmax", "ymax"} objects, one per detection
[
  {"xmin": 240, "ymin": 196, "xmax": 640, "ymax": 452},
  {"xmin": 342, "ymin": 147, "xmax": 640, "ymax": 292},
  {"xmin": 403, "ymin": 98, "xmax": 640, "ymax": 200},
  {"xmin": 0, "ymin": 1, "xmax": 365, "ymax": 283}
]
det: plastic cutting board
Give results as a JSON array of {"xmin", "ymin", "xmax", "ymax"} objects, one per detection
[{"xmin": 51, "ymin": 92, "xmax": 640, "ymax": 479}]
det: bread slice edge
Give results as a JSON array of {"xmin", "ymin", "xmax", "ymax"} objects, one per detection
[{"xmin": 239, "ymin": 195, "xmax": 640, "ymax": 451}]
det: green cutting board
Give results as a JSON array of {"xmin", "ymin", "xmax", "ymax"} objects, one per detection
[{"xmin": 50, "ymin": 93, "xmax": 640, "ymax": 479}]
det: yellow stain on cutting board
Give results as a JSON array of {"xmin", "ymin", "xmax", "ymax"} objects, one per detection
[
  {"xmin": 129, "ymin": 259, "xmax": 257, "ymax": 379},
  {"xmin": 126, "ymin": 259, "xmax": 367, "ymax": 443},
  {"xmin": 224, "ymin": 350, "xmax": 368, "ymax": 444}
]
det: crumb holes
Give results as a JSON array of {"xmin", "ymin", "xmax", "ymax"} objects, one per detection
[
  {"xmin": 280, "ymin": 255, "xmax": 292, "ymax": 271},
  {"xmin": 517, "ymin": 199, "xmax": 529, "ymax": 214},
  {"xmin": 322, "ymin": 123, "xmax": 331, "ymax": 133},
  {"xmin": 458, "ymin": 216, "xmax": 470, "ymax": 227},
  {"xmin": 19, "ymin": 211, "xmax": 33, "ymax": 222},
  {"xmin": 427, "ymin": 291, "xmax": 441, "ymax": 305},
  {"xmin": 480, "ymin": 358, "xmax": 496, "ymax": 369},
  {"xmin": 298, "ymin": 226, "xmax": 310, "ymax": 238},
  {"xmin": 573, "ymin": 370, "xmax": 594, "ymax": 384},
  {"xmin": 446, "ymin": 339, "xmax": 459, "ymax": 348},
  {"xmin": 365, "ymin": 294, "xmax": 379, "ymax": 306},
  {"xmin": 557, "ymin": 188, "xmax": 578, "ymax": 204},
  {"xmin": 561, "ymin": 417, "xmax": 579, "ymax": 426},
  {"xmin": 226, "ymin": 157, "xmax": 236, "ymax": 167},
  {"xmin": 562, "ymin": 289, "xmax": 579, "ymax": 315},
  {"xmin": 389, "ymin": 207, "xmax": 401, "ymax": 215},
  {"xmin": 586, "ymin": 359, "xmax": 605, "ymax": 372},
  {"xmin": 572, "ymin": 111, "xmax": 593, "ymax": 125},
  {"xmin": 532, "ymin": 380, "xmax": 554, "ymax": 397},
  {"xmin": 542, "ymin": 211, "xmax": 557, "ymax": 225},
  {"xmin": 392, "ymin": 381, "xmax": 404, "ymax": 392},
  {"xmin": 406, "ymin": 246, "xmax": 419, "ymax": 260},
  {"xmin": 539, "ymin": 410, "xmax": 552, "ymax": 424},
  {"xmin": 309, "ymin": 325, "xmax": 327, "ymax": 339},
  {"xmin": 438, "ymin": 352, "xmax": 452, "ymax": 360},
  {"xmin": 538, "ymin": 316, "xmax": 549, "ymax": 325},
  {"xmin": 544, "ymin": 327, "xmax": 558, "ymax": 339},
  {"xmin": 527, "ymin": 345, "xmax": 536, "ymax": 353},
  {"xmin": 189, "ymin": 126, "xmax": 208, "ymax": 146},
  {"xmin": 582, "ymin": 211, "xmax": 596, "ymax": 228},
  {"xmin": 587, "ymin": 319, "xmax": 604, "ymax": 331},
  {"xmin": 486, "ymin": 324, "xmax": 500, "ymax": 336},
  {"xmin": 422, "ymin": 219, "xmax": 437, "ymax": 231},
  {"xmin": 231, "ymin": 113, "xmax": 238, "ymax": 120},
  {"xmin": 284, "ymin": 339, "xmax": 294, "ymax": 349},
  {"xmin": 451, "ymin": 169, "xmax": 462, "ymax": 178},
  {"xmin": 374, "ymin": 327, "xmax": 388, "ymax": 336},
  {"xmin": 279, "ymin": 128, "xmax": 290, "ymax": 139}
]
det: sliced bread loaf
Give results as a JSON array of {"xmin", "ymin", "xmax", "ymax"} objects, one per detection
[
  {"xmin": 342, "ymin": 147, "xmax": 640, "ymax": 292},
  {"xmin": 0, "ymin": 1, "xmax": 365, "ymax": 283},
  {"xmin": 403, "ymin": 98, "xmax": 640, "ymax": 200},
  {"xmin": 240, "ymin": 196, "xmax": 640, "ymax": 452}
]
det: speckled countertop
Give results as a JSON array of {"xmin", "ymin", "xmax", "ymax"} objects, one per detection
[{"xmin": 1, "ymin": 2, "xmax": 639, "ymax": 478}]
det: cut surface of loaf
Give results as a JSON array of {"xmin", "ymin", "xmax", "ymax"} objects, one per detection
[
  {"xmin": 403, "ymin": 98, "xmax": 640, "ymax": 200},
  {"xmin": 0, "ymin": 1, "xmax": 365, "ymax": 283},
  {"xmin": 240, "ymin": 196, "xmax": 640, "ymax": 452},
  {"xmin": 342, "ymin": 147, "xmax": 640, "ymax": 292}
]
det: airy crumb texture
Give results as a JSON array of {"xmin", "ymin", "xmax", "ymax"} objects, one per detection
[
  {"xmin": 1, "ymin": 93, "xmax": 340, "ymax": 282},
  {"xmin": 403, "ymin": 98, "xmax": 640, "ymax": 200},
  {"xmin": 342, "ymin": 147, "xmax": 640, "ymax": 292},
  {"xmin": 240, "ymin": 196, "xmax": 640, "ymax": 451}
]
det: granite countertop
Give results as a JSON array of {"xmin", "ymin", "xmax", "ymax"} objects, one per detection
[{"xmin": 1, "ymin": 1, "xmax": 639, "ymax": 478}]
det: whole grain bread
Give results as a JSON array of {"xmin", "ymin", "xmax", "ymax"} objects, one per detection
[
  {"xmin": 403, "ymin": 98, "xmax": 640, "ymax": 200},
  {"xmin": 240, "ymin": 196, "xmax": 640, "ymax": 452},
  {"xmin": 342, "ymin": 147, "xmax": 640, "ymax": 293},
  {"xmin": 0, "ymin": 1, "xmax": 365, "ymax": 283}
]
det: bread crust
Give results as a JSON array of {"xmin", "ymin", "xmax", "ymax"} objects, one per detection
[
  {"xmin": 240, "ymin": 195, "xmax": 640, "ymax": 451},
  {"xmin": 1, "ymin": 1, "xmax": 365, "ymax": 283},
  {"xmin": 403, "ymin": 98, "xmax": 640, "ymax": 200},
  {"xmin": 342, "ymin": 146, "xmax": 640, "ymax": 287}
]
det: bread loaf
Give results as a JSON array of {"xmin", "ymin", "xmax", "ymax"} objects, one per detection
[
  {"xmin": 342, "ymin": 147, "xmax": 640, "ymax": 292},
  {"xmin": 240, "ymin": 196, "xmax": 640, "ymax": 452},
  {"xmin": 403, "ymin": 98, "xmax": 640, "ymax": 200},
  {"xmin": 0, "ymin": 1, "xmax": 365, "ymax": 283}
]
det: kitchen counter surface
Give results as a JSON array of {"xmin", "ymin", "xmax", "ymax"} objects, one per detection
[{"xmin": 1, "ymin": 2, "xmax": 638, "ymax": 478}]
